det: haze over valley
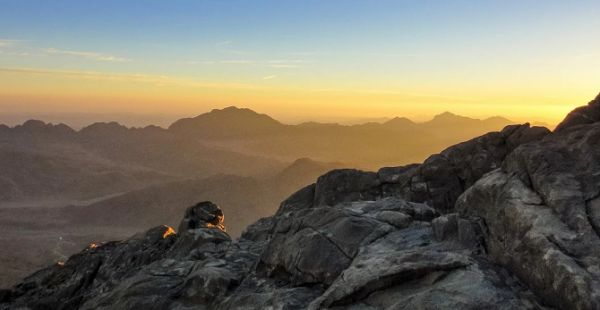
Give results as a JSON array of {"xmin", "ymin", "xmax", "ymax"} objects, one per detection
[{"xmin": 0, "ymin": 106, "xmax": 520, "ymax": 287}]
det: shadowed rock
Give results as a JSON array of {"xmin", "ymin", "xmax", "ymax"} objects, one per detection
[
  {"xmin": 278, "ymin": 123, "xmax": 550, "ymax": 214},
  {"xmin": 555, "ymin": 92, "xmax": 600, "ymax": 132},
  {"xmin": 457, "ymin": 122, "xmax": 600, "ymax": 310},
  {"xmin": 178, "ymin": 201, "xmax": 226, "ymax": 233}
]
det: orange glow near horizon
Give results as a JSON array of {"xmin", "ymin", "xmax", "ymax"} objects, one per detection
[
  {"xmin": 2, "ymin": 2, "xmax": 600, "ymax": 127},
  {"xmin": 0, "ymin": 67, "xmax": 593, "ymax": 126}
]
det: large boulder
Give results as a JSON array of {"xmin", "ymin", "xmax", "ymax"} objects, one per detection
[
  {"xmin": 313, "ymin": 169, "xmax": 381, "ymax": 206},
  {"xmin": 178, "ymin": 201, "xmax": 227, "ymax": 232},
  {"xmin": 457, "ymin": 121, "xmax": 600, "ymax": 310},
  {"xmin": 255, "ymin": 197, "xmax": 540, "ymax": 309}
]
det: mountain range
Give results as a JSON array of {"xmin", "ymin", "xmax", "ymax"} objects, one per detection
[
  {"xmin": 0, "ymin": 108, "xmax": 513, "ymax": 202},
  {"xmin": 3, "ymin": 93, "xmax": 600, "ymax": 309},
  {"xmin": 0, "ymin": 108, "xmax": 515, "ymax": 288}
]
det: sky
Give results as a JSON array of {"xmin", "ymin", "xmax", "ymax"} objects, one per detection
[{"xmin": 1, "ymin": 0, "xmax": 600, "ymax": 126}]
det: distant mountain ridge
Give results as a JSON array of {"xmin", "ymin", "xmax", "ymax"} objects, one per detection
[
  {"xmin": 169, "ymin": 106, "xmax": 285, "ymax": 139},
  {"xmin": 0, "ymin": 107, "xmax": 517, "ymax": 203},
  {"xmin": 1, "ymin": 106, "xmax": 513, "ymax": 136},
  {"xmin": 167, "ymin": 106, "xmax": 514, "ymax": 139}
]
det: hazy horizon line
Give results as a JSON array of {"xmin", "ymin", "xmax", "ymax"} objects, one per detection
[{"xmin": 0, "ymin": 107, "xmax": 553, "ymax": 130}]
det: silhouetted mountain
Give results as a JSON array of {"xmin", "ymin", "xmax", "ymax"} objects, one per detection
[
  {"xmin": 0, "ymin": 119, "xmax": 284, "ymax": 202},
  {"xmin": 78, "ymin": 121, "xmax": 132, "ymax": 138},
  {"xmin": 4, "ymin": 120, "xmax": 76, "ymax": 141},
  {"xmin": 423, "ymin": 111, "xmax": 511, "ymax": 130},
  {"xmin": 170, "ymin": 106, "xmax": 516, "ymax": 169},
  {"xmin": 169, "ymin": 106, "xmax": 285, "ymax": 139},
  {"xmin": 382, "ymin": 116, "xmax": 416, "ymax": 128},
  {"xmin": 0, "ymin": 109, "xmax": 514, "ymax": 202}
]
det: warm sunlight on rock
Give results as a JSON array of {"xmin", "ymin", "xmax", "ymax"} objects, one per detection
[
  {"xmin": 87, "ymin": 243, "xmax": 99, "ymax": 249},
  {"xmin": 56, "ymin": 261, "xmax": 65, "ymax": 267},
  {"xmin": 162, "ymin": 225, "xmax": 176, "ymax": 239}
]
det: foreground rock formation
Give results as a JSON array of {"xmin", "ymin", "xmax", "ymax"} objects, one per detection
[{"xmin": 3, "ymin": 94, "xmax": 600, "ymax": 309}]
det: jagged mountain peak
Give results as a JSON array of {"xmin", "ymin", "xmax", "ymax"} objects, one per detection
[{"xmin": 10, "ymin": 119, "xmax": 76, "ymax": 136}]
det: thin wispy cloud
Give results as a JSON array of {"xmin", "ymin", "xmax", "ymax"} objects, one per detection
[
  {"xmin": 219, "ymin": 60, "xmax": 257, "ymax": 65},
  {"xmin": 180, "ymin": 59, "xmax": 308, "ymax": 69},
  {"xmin": 215, "ymin": 40, "xmax": 232, "ymax": 47},
  {"xmin": 177, "ymin": 60, "xmax": 216, "ymax": 65},
  {"xmin": 1, "ymin": 51, "xmax": 33, "ymax": 57},
  {"xmin": 0, "ymin": 67, "xmax": 265, "ymax": 91},
  {"xmin": 0, "ymin": 40, "xmax": 16, "ymax": 47},
  {"xmin": 265, "ymin": 59, "xmax": 307, "ymax": 69},
  {"xmin": 0, "ymin": 39, "xmax": 27, "ymax": 47},
  {"xmin": 43, "ymin": 48, "xmax": 131, "ymax": 62},
  {"xmin": 262, "ymin": 75, "xmax": 277, "ymax": 80},
  {"xmin": 266, "ymin": 59, "xmax": 307, "ymax": 64},
  {"xmin": 287, "ymin": 51, "xmax": 323, "ymax": 56},
  {"xmin": 267, "ymin": 64, "xmax": 301, "ymax": 69},
  {"xmin": 213, "ymin": 41, "xmax": 254, "ymax": 56},
  {"xmin": 311, "ymin": 88, "xmax": 480, "ymax": 102}
]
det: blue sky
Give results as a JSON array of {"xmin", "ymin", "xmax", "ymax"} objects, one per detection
[{"xmin": 1, "ymin": 0, "xmax": 599, "ymax": 124}]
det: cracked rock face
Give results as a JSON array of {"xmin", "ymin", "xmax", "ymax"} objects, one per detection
[
  {"xmin": 6, "ymin": 95, "xmax": 600, "ymax": 310},
  {"xmin": 286, "ymin": 123, "xmax": 549, "ymax": 215},
  {"xmin": 457, "ymin": 121, "xmax": 600, "ymax": 310},
  {"xmin": 257, "ymin": 198, "xmax": 432, "ymax": 286},
  {"xmin": 0, "ymin": 198, "xmax": 543, "ymax": 310}
]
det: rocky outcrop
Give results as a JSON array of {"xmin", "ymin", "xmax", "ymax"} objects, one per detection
[
  {"xmin": 555, "ymin": 92, "xmax": 600, "ymax": 132},
  {"xmin": 275, "ymin": 123, "xmax": 549, "ymax": 215},
  {"xmin": 457, "ymin": 121, "xmax": 600, "ymax": 310},
  {"xmin": 0, "ymin": 196, "xmax": 545, "ymax": 310},
  {"xmin": 8, "ymin": 94, "xmax": 600, "ymax": 309},
  {"xmin": 0, "ymin": 196, "xmax": 544, "ymax": 310},
  {"xmin": 3, "ymin": 224, "xmax": 177, "ymax": 309},
  {"xmin": 1, "ymin": 202, "xmax": 244, "ymax": 310}
]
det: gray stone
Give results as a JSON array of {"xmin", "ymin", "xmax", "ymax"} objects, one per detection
[
  {"xmin": 457, "ymin": 120, "xmax": 600, "ymax": 310},
  {"xmin": 555, "ymin": 92, "xmax": 600, "ymax": 132},
  {"xmin": 432, "ymin": 213, "xmax": 458, "ymax": 241}
]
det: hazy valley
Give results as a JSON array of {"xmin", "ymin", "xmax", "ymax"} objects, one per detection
[{"xmin": 0, "ymin": 107, "xmax": 519, "ymax": 288}]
